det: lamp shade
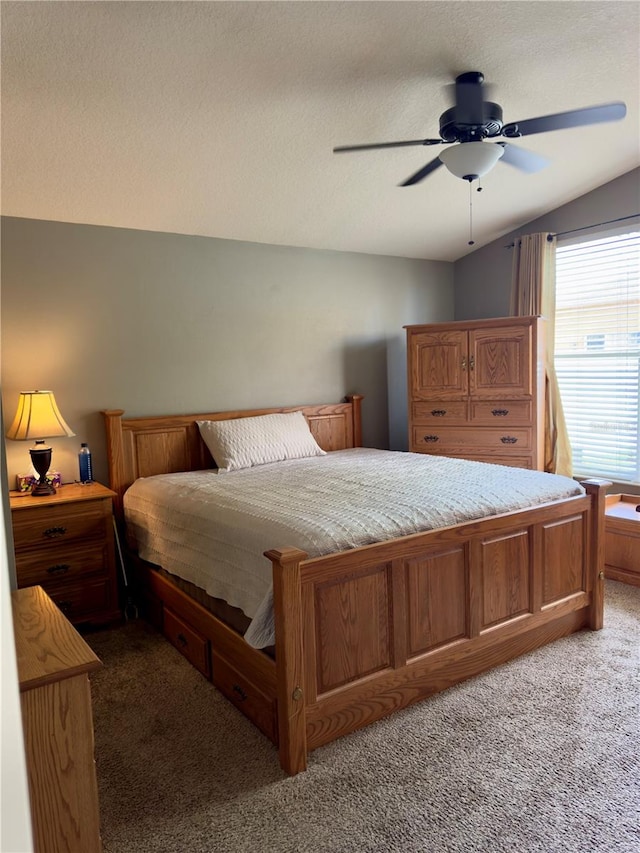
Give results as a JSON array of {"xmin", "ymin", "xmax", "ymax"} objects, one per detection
[
  {"xmin": 439, "ymin": 141, "xmax": 504, "ymax": 180},
  {"xmin": 5, "ymin": 391, "xmax": 75, "ymax": 441}
]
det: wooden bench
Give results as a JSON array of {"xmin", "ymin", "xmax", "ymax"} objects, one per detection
[{"xmin": 604, "ymin": 494, "xmax": 640, "ymax": 587}]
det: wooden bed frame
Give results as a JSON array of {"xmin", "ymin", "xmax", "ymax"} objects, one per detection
[{"xmin": 103, "ymin": 395, "xmax": 609, "ymax": 776}]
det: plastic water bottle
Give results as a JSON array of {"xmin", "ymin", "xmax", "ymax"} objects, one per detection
[{"xmin": 78, "ymin": 443, "xmax": 93, "ymax": 483}]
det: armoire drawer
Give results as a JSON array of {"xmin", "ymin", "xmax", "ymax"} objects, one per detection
[
  {"xmin": 411, "ymin": 401, "xmax": 468, "ymax": 424},
  {"xmin": 466, "ymin": 453, "xmax": 534, "ymax": 469},
  {"xmin": 412, "ymin": 426, "xmax": 533, "ymax": 452},
  {"xmin": 469, "ymin": 400, "xmax": 533, "ymax": 425}
]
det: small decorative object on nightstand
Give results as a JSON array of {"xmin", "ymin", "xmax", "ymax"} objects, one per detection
[{"xmin": 10, "ymin": 481, "xmax": 121, "ymax": 624}]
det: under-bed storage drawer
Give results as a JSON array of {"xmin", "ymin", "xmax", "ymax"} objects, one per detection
[
  {"xmin": 163, "ymin": 607, "xmax": 211, "ymax": 678},
  {"xmin": 212, "ymin": 652, "xmax": 277, "ymax": 744}
]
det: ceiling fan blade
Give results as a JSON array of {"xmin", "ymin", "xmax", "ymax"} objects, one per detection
[
  {"xmin": 454, "ymin": 71, "xmax": 485, "ymax": 125},
  {"xmin": 502, "ymin": 101, "xmax": 626, "ymax": 137},
  {"xmin": 399, "ymin": 156, "xmax": 443, "ymax": 186},
  {"xmin": 496, "ymin": 142, "xmax": 550, "ymax": 174},
  {"xmin": 333, "ymin": 138, "xmax": 442, "ymax": 153}
]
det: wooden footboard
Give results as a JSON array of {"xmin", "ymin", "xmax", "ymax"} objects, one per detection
[{"xmin": 267, "ymin": 479, "xmax": 608, "ymax": 774}]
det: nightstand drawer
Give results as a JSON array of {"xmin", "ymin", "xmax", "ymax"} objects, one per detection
[
  {"xmin": 46, "ymin": 577, "xmax": 113, "ymax": 624},
  {"xmin": 15, "ymin": 542, "xmax": 109, "ymax": 587},
  {"xmin": 12, "ymin": 503, "xmax": 106, "ymax": 551}
]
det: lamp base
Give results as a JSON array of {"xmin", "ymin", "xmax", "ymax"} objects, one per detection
[
  {"xmin": 29, "ymin": 443, "xmax": 56, "ymax": 497},
  {"xmin": 31, "ymin": 479, "xmax": 56, "ymax": 496}
]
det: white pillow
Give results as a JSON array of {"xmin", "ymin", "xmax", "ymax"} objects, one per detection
[{"xmin": 197, "ymin": 411, "xmax": 326, "ymax": 472}]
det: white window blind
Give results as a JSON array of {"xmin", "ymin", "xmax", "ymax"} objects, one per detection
[{"xmin": 555, "ymin": 231, "xmax": 640, "ymax": 482}]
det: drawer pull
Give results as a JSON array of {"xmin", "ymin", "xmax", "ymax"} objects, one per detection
[
  {"xmin": 492, "ymin": 409, "xmax": 509, "ymax": 417},
  {"xmin": 500, "ymin": 436, "xmax": 518, "ymax": 444},
  {"xmin": 43, "ymin": 526, "xmax": 67, "ymax": 539},
  {"xmin": 176, "ymin": 632, "xmax": 188, "ymax": 647},
  {"xmin": 431, "ymin": 409, "xmax": 447, "ymax": 417},
  {"xmin": 423, "ymin": 435, "xmax": 439, "ymax": 443},
  {"xmin": 232, "ymin": 684, "xmax": 247, "ymax": 702},
  {"xmin": 57, "ymin": 600, "xmax": 72, "ymax": 614},
  {"xmin": 46, "ymin": 563, "xmax": 70, "ymax": 575}
]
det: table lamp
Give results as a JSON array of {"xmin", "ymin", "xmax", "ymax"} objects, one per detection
[{"xmin": 5, "ymin": 390, "xmax": 75, "ymax": 496}]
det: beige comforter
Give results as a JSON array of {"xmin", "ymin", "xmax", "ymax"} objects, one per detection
[{"xmin": 123, "ymin": 448, "xmax": 584, "ymax": 647}]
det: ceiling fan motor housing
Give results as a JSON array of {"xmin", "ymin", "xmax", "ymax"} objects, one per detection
[{"xmin": 439, "ymin": 102, "xmax": 504, "ymax": 142}]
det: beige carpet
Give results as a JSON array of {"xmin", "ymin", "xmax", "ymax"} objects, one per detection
[{"xmin": 87, "ymin": 581, "xmax": 640, "ymax": 853}]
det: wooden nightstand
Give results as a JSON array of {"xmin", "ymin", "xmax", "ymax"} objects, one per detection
[
  {"xmin": 10, "ymin": 481, "xmax": 121, "ymax": 625},
  {"xmin": 13, "ymin": 585, "xmax": 103, "ymax": 853}
]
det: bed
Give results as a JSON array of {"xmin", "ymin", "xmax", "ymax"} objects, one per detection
[{"xmin": 103, "ymin": 395, "xmax": 609, "ymax": 775}]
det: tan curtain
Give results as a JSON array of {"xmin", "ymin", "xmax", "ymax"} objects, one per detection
[{"xmin": 510, "ymin": 233, "xmax": 573, "ymax": 476}]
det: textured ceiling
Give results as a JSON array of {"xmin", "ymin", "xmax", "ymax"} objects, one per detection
[{"xmin": 1, "ymin": 1, "xmax": 638, "ymax": 262}]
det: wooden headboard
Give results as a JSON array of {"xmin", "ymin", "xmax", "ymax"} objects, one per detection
[{"xmin": 102, "ymin": 395, "xmax": 363, "ymax": 517}]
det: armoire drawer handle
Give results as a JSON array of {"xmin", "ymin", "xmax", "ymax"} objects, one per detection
[
  {"xmin": 500, "ymin": 436, "xmax": 518, "ymax": 444},
  {"xmin": 43, "ymin": 526, "xmax": 67, "ymax": 538},
  {"xmin": 431, "ymin": 410, "xmax": 447, "ymax": 417},
  {"xmin": 232, "ymin": 684, "xmax": 247, "ymax": 702},
  {"xmin": 492, "ymin": 409, "xmax": 509, "ymax": 417},
  {"xmin": 46, "ymin": 563, "xmax": 70, "ymax": 575},
  {"xmin": 423, "ymin": 435, "xmax": 440, "ymax": 443}
]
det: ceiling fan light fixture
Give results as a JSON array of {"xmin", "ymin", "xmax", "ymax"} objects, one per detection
[{"xmin": 439, "ymin": 141, "xmax": 504, "ymax": 180}]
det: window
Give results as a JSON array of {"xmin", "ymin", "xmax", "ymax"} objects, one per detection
[
  {"xmin": 555, "ymin": 231, "xmax": 640, "ymax": 482},
  {"xmin": 585, "ymin": 333, "xmax": 605, "ymax": 351}
]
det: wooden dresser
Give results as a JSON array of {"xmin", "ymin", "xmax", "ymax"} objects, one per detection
[
  {"xmin": 10, "ymin": 482, "xmax": 120, "ymax": 625},
  {"xmin": 406, "ymin": 315, "xmax": 545, "ymax": 469},
  {"xmin": 12, "ymin": 585, "xmax": 103, "ymax": 853}
]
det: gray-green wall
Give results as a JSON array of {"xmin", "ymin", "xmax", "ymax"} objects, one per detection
[
  {"xmin": 454, "ymin": 167, "xmax": 640, "ymax": 321},
  {"xmin": 3, "ymin": 169, "xmax": 638, "ymax": 488},
  {"xmin": 1, "ymin": 218, "xmax": 453, "ymax": 486}
]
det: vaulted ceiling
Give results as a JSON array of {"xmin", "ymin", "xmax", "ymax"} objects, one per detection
[{"xmin": 1, "ymin": 1, "xmax": 638, "ymax": 262}]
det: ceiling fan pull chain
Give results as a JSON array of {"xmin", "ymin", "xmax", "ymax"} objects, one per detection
[{"xmin": 468, "ymin": 179, "xmax": 475, "ymax": 246}]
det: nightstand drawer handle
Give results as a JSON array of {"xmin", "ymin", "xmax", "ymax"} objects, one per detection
[
  {"xmin": 57, "ymin": 600, "xmax": 72, "ymax": 614},
  {"xmin": 43, "ymin": 526, "xmax": 67, "ymax": 538},
  {"xmin": 492, "ymin": 409, "xmax": 509, "ymax": 417},
  {"xmin": 500, "ymin": 436, "xmax": 518, "ymax": 444},
  {"xmin": 47, "ymin": 564, "xmax": 70, "ymax": 575},
  {"xmin": 232, "ymin": 684, "xmax": 247, "ymax": 702},
  {"xmin": 431, "ymin": 409, "xmax": 447, "ymax": 417},
  {"xmin": 423, "ymin": 435, "xmax": 440, "ymax": 443},
  {"xmin": 176, "ymin": 633, "xmax": 188, "ymax": 647}
]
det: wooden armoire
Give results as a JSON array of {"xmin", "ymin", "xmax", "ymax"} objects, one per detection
[{"xmin": 405, "ymin": 315, "xmax": 545, "ymax": 469}]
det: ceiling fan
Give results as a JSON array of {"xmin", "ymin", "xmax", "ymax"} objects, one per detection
[{"xmin": 333, "ymin": 71, "xmax": 627, "ymax": 186}]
